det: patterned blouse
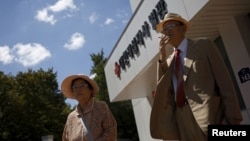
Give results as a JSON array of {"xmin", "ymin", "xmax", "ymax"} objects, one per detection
[{"xmin": 62, "ymin": 99, "xmax": 117, "ymax": 141}]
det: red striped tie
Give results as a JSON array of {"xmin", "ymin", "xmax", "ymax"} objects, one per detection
[{"xmin": 174, "ymin": 49, "xmax": 186, "ymax": 107}]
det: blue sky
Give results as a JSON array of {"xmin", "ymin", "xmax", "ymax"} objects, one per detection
[{"xmin": 0, "ymin": 0, "xmax": 132, "ymax": 107}]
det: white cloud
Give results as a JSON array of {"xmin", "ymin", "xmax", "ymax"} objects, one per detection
[
  {"xmin": 122, "ymin": 20, "xmax": 128, "ymax": 24},
  {"xmin": 89, "ymin": 12, "xmax": 98, "ymax": 24},
  {"xmin": 35, "ymin": 8, "xmax": 57, "ymax": 25},
  {"xmin": 115, "ymin": 9, "xmax": 129, "ymax": 25},
  {"xmin": 64, "ymin": 32, "xmax": 85, "ymax": 51},
  {"xmin": 104, "ymin": 18, "xmax": 114, "ymax": 25},
  {"xmin": 0, "ymin": 45, "xmax": 14, "ymax": 64},
  {"xmin": 89, "ymin": 73, "xmax": 96, "ymax": 79},
  {"xmin": 115, "ymin": 9, "xmax": 129, "ymax": 18},
  {"xmin": 49, "ymin": 0, "xmax": 76, "ymax": 12},
  {"xmin": 12, "ymin": 43, "xmax": 51, "ymax": 67},
  {"xmin": 35, "ymin": 0, "xmax": 76, "ymax": 25}
]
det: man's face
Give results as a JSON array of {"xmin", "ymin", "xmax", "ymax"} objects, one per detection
[
  {"xmin": 162, "ymin": 21, "xmax": 181, "ymax": 35},
  {"xmin": 162, "ymin": 20, "xmax": 186, "ymax": 47}
]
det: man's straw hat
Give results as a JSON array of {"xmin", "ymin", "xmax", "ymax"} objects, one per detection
[{"xmin": 156, "ymin": 13, "xmax": 189, "ymax": 33}]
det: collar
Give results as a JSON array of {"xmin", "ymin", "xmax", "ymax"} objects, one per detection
[
  {"xmin": 173, "ymin": 38, "xmax": 188, "ymax": 53},
  {"xmin": 75, "ymin": 98, "xmax": 94, "ymax": 115}
]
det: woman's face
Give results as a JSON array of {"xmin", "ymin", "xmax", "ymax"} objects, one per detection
[{"xmin": 71, "ymin": 78, "xmax": 92, "ymax": 103}]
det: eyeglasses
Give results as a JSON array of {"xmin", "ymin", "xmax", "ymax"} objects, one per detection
[
  {"xmin": 72, "ymin": 83, "xmax": 89, "ymax": 91},
  {"xmin": 162, "ymin": 23, "xmax": 181, "ymax": 33}
]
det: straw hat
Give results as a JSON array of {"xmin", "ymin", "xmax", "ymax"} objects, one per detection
[
  {"xmin": 61, "ymin": 74, "xmax": 99, "ymax": 99},
  {"xmin": 156, "ymin": 13, "xmax": 189, "ymax": 33}
]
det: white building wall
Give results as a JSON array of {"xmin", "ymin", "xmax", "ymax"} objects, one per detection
[
  {"xmin": 129, "ymin": 0, "xmax": 141, "ymax": 12},
  {"xmin": 132, "ymin": 97, "xmax": 162, "ymax": 141}
]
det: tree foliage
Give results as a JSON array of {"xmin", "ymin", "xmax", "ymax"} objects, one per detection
[
  {"xmin": 0, "ymin": 49, "xmax": 139, "ymax": 141},
  {"xmin": 90, "ymin": 49, "xmax": 139, "ymax": 141},
  {"xmin": 0, "ymin": 68, "xmax": 71, "ymax": 141}
]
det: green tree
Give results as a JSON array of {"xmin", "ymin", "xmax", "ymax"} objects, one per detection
[
  {"xmin": 90, "ymin": 49, "xmax": 139, "ymax": 141},
  {"xmin": 0, "ymin": 68, "xmax": 71, "ymax": 141}
]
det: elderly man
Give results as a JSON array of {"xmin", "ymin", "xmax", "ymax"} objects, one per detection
[{"xmin": 150, "ymin": 12, "xmax": 242, "ymax": 141}]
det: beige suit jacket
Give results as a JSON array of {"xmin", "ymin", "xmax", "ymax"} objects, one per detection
[{"xmin": 150, "ymin": 38, "xmax": 242, "ymax": 140}]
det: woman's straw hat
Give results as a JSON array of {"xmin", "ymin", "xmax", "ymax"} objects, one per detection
[{"xmin": 61, "ymin": 74, "xmax": 99, "ymax": 99}]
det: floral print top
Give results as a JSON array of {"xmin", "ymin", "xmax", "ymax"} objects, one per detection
[{"xmin": 62, "ymin": 99, "xmax": 117, "ymax": 141}]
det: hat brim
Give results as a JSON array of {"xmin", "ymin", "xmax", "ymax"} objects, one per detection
[
  {"xmin": 61, "ymin": 74, "xmax": 99, "ymax": 99},
  {"xmin": 156, "ymin": 17, "xmax": 190, "ymax": 33}
]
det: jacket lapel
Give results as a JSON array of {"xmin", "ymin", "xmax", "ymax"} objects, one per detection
[{"xmin": 167, "ymin": 52, "xmax": 175, "ymax": 67}]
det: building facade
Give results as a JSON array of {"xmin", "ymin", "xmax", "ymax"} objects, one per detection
[{"xmin": 104, "ymin": 0, "xmax": 250, "ymax": 140}]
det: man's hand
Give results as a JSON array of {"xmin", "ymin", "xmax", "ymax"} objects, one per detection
[{"xmin": 159, "ymin": 34, "xmax": 170, "ymax": 61}]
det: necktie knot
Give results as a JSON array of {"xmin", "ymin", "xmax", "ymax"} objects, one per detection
[
  {"xmin": 175, "ymin": 49, "xmax": 180, "ymax": 57},
  {"xmin": 174, "ymin": 49, "xmax": 181, "ymax": 72}
]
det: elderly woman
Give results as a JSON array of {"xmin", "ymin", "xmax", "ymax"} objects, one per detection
[{"xmin": 61, "ymin": 74, "xmax": 117, "ymax": 141}]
